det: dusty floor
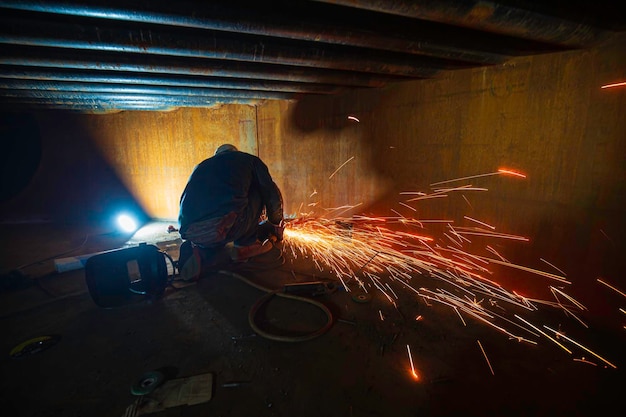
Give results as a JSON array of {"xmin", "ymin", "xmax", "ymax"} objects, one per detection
[{"xmin": 1, "ymin": 221, "xmax": 624, "ymax": 417}]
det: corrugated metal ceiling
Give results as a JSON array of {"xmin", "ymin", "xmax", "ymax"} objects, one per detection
[{"xmin": 0, "ymin": 0, "xmax": 624, "ymax": 112}]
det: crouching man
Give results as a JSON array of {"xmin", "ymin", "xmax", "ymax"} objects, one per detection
[{"xmin": 177, "ymin": 144, "xmax": 284, "ymax": 281}]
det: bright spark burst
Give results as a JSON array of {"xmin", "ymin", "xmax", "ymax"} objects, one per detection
[{"xmin": 282, "ymin": 169, "xmax": 619, "ymax": 374}]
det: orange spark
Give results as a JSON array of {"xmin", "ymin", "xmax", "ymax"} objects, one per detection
[
  {"xmin": 497, "ymin": 168, "xmax": 526, "ymax": 178},
  {"xmin": 328, "ymin": 156, "xmax": 355, "ymax": 180},
  {"xmin": 408, "ymin": 184, "xmax": 481, "ymax": 201},
  {"xmin": 515, "ymin": 315, "xmax": 572, "ymax": 354},
  {"xmin": 454, "ymin": 229, "xmax": 529, "ymax": 242},
  {"xmin": 407, "ymin": 344, "xmax": 419, "ymax": 380},
  {"xmin": 398, "ymin": 201, "xmax": 417, "ymax": 212},
  {"xmin": 550, "ymin": 286, "xmax": 587, "ymax": 311},
  {"xmin": 540, "ymin": 258, "xmax": 567, "ymax": 276},
  {"xmin": 597, "ymin": 278, "xmax": 626, "ymax": 299},
  {"xmin": 462, "ymin": 194, "xmax": 473, "ymax": 209},
  {"xmin": 282, "ymin": 169, "xmax": 617, "ymax": 371},
  {"xmin": 574, "ymin": 357, "xmax": 598, "ymax": 366},
  {"xmin": 395, "ymin": 231, "xmax": 433, "ymax": 242},
  {"xmin": 464, "ymin": 215, "xmax": 496, "ymax": 230},
  {"xmin": 477, "ymin": 340, "xmax": 495, "ymax": 375},
  {"xmin": 474, "ymin": 256, "xmax": 571, "ymax": 283},
  {"xmin": 430, "ymin": 171, "xmax": 501, "ymax": 186},
  {"xmin": 544, "ymin": 325, "xmax": 617, "ymax": 369},
  {"xmin": 486, "ymin": 245, "xmax": 508, "ymax": 262},
  {"xmin": 601, "ymin": 81, "xmax": 626, "ymax": 89},
  {"xmin": 454, "ymin": 307, "xmax": 467, "ymax": 326}
]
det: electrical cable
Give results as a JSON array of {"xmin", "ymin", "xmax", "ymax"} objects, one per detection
[
  {"xmin": 217, "ymin": 269, "xmax": 334, "ymax": 343},
  {"xmin": 159, "ymin": 250, "xmax": 178, "ymax": 287},
  {"xmin": 14, "ymin": 234, "xmax": 91, "ymax": 272},
  {"xmin": 163, "ymin": 244, "xmax": 334, "ymax": 342},
  {"xmin": 1, "ymin": 233, "xmax": 95, "ymax": 293}
]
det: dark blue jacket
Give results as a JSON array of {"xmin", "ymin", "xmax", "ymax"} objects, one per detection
[{"xmin": 178, "ymin": 151, "xmax": 283, "ymax": 234}]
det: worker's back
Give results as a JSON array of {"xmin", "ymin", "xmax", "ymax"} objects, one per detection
[
  {"xmin": 179, "ymin": 151, "xmax": 257, "ymax": 233},
  {"xmin": 178, "ymin": 149, "xmax": 282, "ymax": 236}
]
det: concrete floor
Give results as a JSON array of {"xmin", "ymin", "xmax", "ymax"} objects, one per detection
[{"xmin": 1, "ymin": 221, "xmax": 624, "ymax": 417}]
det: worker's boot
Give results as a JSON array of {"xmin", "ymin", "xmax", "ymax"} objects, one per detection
[
  {"xmin": 178, "ymin": 242, "xmax": 203, "ymax": 282},
  {"xmin": 179, "ymin": 241, "xmax": 224, "ymax": 282},
  {"xmin": 177, "ymin": 241, "xmax": 193, "ymax": 272},
  {"xmin": 230, "ymin": 240, "xmax": 273, "ymax": 262}
]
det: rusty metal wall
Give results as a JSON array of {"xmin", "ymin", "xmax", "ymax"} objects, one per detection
[
  {"xmin": 256, "ymin": 32, "xmax": 625, "ymax": 300},
  {"xmin": 259, "ymin": 33, "xmax": 625, "ymax": 227},
  {"xmin": 1, "ymin": 32, "xmax": 622, "ymax": 298},
  {"xmin": 20, "ymin": 32, "xmax": 622, "ymax": 240},
  {"xmin": 78, "ymin": 105, "xmax": 258, "ymax": 220}
]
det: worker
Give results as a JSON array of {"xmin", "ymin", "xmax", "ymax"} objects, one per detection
[{"xmin": 177, "ymin": 143, "xmax": 284, "ymax": 281}]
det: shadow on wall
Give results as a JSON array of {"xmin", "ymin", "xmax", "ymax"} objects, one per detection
[
  {"xmin": 287, "ymin": 83, "xmax": 435, "ymax": 212},
  {"xmin": 291, "ymin": 88, "xmax": 384, "ymax": 133},
  {"xmin": 0, "ymin": 111, "xmax": 148, "ymax": 226},
  {"xmin": 290, "ymin": 92, "xmax": 366, "ymax": 133},
  {"xmin": 287, "ymin": 88, "xmax": 404, "ymax": 217}
]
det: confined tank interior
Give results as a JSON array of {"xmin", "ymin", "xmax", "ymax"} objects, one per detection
[{"xmin": 0, "ymin": 1, "xmax": 625, "ymax": 416}]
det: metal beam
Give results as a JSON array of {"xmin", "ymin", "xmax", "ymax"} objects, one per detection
[
  {"xmin": 0, "ymin": 13, "xmax": 472, "ymax": 78},
  {"xmin": 0, "ymin": 0, "xmax": 517, "ymax": 64},
  {"xmin": 0, "ymin": 45, "xmax": 396, "ymax": 88},
  {"xmin": 0, "ymin": 79, "xmax": 297, "ymax": 100},
  {"xmin": 0, "ymin": 90, "xmax": 266, "ymax": 107},
  {"xmin": 0, "ymin": 66, "xmax": 341, "ymax": 94},
  {"xmin": 0, "ymin": 99, "xmax": 198, "ymax": 112},
  {"xmin": 310, "ymin": 0, "xmax": 608, "ymax": 47}
]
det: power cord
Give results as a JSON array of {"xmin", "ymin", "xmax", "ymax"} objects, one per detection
[
  {"xmin": 15, "ymin": 234, "xmax": 91, "ymax": 272},
  {"xmin": 1, "ymin": 234, "xmax": 93, "ymax": 292},
  {"xmin": 168, "ymin": 247, "xmax": 335, "ymax": 342},
  {"xmin": 217, "ymin": 269, "xmax": 334, "ymax": 343}
]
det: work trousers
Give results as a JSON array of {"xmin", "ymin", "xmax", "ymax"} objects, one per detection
[{"xmin": 225, "ymin": 187, "xmax": 264, "ymax": 247}]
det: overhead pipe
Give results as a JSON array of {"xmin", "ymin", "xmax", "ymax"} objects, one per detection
[
  {"xmin": 0, "ymin": 90, "xmax": 265, "ymax": 107},
  {"xmin": 0, "ymin": 45, "xmax": 396, "ymax": 88},
  {"xmin": 0, "ymin": 79, "xmax": 297, "ymax": 100},
  {"xmin": 0, "ymin": 0, "xmax": 512, "ymax": 64},
  {"xmin": 0, "ymin": 14, "xmax": 473, "ymax": 78},
  {"xmin": 0, "ymin": 99, "xmax": 196, "ymax": 112},
  {"xmin": 0, "ymin": 66, "xmax": 341, "ymax": 94},
  {"xmin": 0, "ymin": 96, "xmax": 240, "ymax": 108},
  {"xmin": 309, "ymin": 0, "xmax": 608, "ymax": 47}
]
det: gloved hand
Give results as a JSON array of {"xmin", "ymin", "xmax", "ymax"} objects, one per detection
[
  {"xmin": 271, "ymin": 220, "xmax": 285, "ymax": 242},
  {"xmin": 258, "ymin": 219, "xmax": 284, "ymax": 242}
]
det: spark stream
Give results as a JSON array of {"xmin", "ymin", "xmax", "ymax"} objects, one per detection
[{"xmin": 280, "ymin": 170, "xmax": 617, "ymax": 369}]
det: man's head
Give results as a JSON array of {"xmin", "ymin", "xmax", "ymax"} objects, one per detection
[{"xmin": 214, "ymin": 143, "xmax": 238, "ymax": 156}]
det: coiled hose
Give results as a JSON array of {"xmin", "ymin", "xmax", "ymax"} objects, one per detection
[{"xmin": 217, "ymin": 269, "xmax": 334, "ymax": 342}]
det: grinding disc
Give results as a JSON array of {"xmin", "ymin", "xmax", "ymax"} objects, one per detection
[
  {"xmin": 352, "ymin": 293, "xmax": 372, "ymax": 304},
  {"xmin": 131, "ymin": 370, "xmax": 166, "ymax": 396}
]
